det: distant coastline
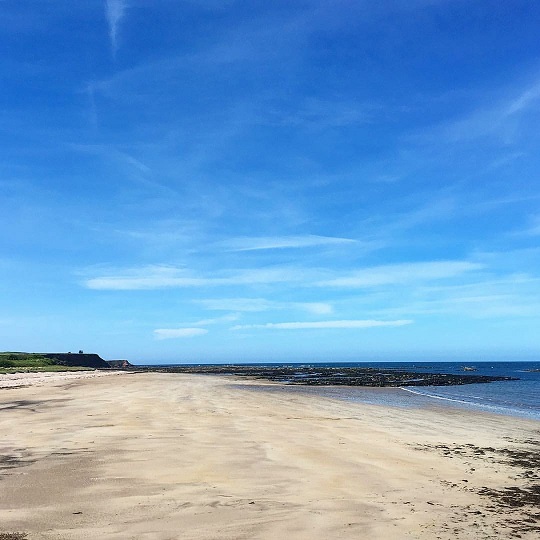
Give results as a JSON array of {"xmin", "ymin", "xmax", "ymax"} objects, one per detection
[{"xmin": 0, "ymin": 351, "xmax": 133, "ymax": 372}]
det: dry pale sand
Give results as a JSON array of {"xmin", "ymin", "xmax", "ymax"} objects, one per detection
[
  {"xmin": 0, "ymin": 372, "xmax": 538, "ymax": 540},
  {"xmin": 0, "ymin": 370, "xmax": 129, "ymax": 389}
]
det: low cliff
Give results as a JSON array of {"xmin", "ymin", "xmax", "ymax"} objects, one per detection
[
  {"xmin": 106, "ymin": 359, "xmax": 134, "ymax": 369},
  {"xmin": 40, "ymin": 353, "xmax": 110, "ymax": 369}
]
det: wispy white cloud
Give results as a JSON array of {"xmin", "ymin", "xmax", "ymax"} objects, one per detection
[
  {"xmin": 520, "ymin": 216, "xmax": 540, "ymax": 236},
  {"xmin": 263, "ymin": 98, "xmax": 381, "ymax": 129},
  {"xmin": 153, "ymin": 313, "xmax": 238, "ymax": 340},
  {"xmin": 379, "ymin": 292, "xmax": 540, "ymax": 320},
  {"xmin": 154, "ymin": 327, "xmax": 208, "ymax": 340},
  {"xmin": 222, "ymin": 235, "xmax": 356, "ymax": 251},
  {"xmin": 83, "ymin": 260, "xmax": 482, "ymax": 291},
  {"xmin": 351, "ymin": 196, "xmax": 459, "ymax": 245},
  {"xmin": 198, "ymin": 298, "xmax": 275, "ymax": 311},
  {"xmin": 296, "ymin": 302, "xmax": 333, "ymax": 315},
  {"xmin": 105, "ymin": 0, "xmax": 127, "ymax": 57},
  {"xmin": 197, "ymin": 298, "xmax": 333, "ymax": 314},
  {"xmin": 436, "ymin": 293, "xmax": 540, "ymax": 318},
  {"xmin": 505, "ymin": 79, "xmax": 540, "ymax": 115},
  {"xmin": 231, "ymin": 319, "xmax": 413, "ymax": 330},
  {"xmin": 107, "ymin": 219, "xmax": 210, "ymax": 259},
  {"xmin": 116, "ymin": 228, "xmax": 195, "ymax": 247},
  {"xmin": 69, "ymin": 144, "xmax": 158, "ymax": 184},
  {"xmin": 85, "ymin": 266, "xmax": 219, "ymax": 290},
  {"xmin": 368, "ymin": 270, "xmax": 540, "ymax": 319},
  {"xmin": 317, "ymin": 261, "xmax": 482, "ymax": 288},
  {"xmin": 190, "ymin": 314, "xmax": 240, "ymax": 326},
  {"xmin": 83, "ymin": 265, "xmax": 314, "ymax": 290},
  {"xmin": 431, "ymin": 75, "xmax": 540, "ymax": 144},
  {"xmin": 472, "ymin": 248, "xmax": 540, "ymax": 275},
  {"xmin": 222, "ymin": 266, "xmax": 316, "ymax": 285}
]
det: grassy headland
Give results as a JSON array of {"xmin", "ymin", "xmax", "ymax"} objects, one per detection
[{"xmin": 0, "ymin": 353, "xmax": 93, "ymax": 374}]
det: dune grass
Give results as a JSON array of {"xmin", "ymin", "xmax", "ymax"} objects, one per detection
[{"xmin": 0, "ymin": 353, "xmax": 91, "ymax": 374}]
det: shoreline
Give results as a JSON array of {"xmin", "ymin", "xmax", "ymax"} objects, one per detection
[
  {"xmin": 0, "ymin": 369, "xmax": 130, "ymax": 389},
  {"xmin": 233, "ymin": 377, "xmax": 540, "ymax": 421},
  {"xmin": 2, "ymin": 367, "xmax": 538, "ymax": 419},
  {"xmin": 1, "ymin": 372, "xmax": 539, "ymax": 539}
]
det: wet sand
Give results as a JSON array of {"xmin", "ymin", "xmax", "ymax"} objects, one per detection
[{"xmin": 0, "ymin": 372, "xmax": 538, "ymax": 539}]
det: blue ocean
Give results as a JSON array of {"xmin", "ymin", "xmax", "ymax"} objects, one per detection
[{"xmin": 264, "ymin": 361, "xmax": 540, "ymax": 421}]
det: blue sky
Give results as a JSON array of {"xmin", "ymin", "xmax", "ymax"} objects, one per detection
[{"xmin": 2, "ymin": 1, "xmax": 540, "ymax": 363}]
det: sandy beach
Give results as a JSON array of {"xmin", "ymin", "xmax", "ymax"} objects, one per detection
[{"xmin": 0, "ymin": 372, "xmax": 538, "ymax": 539}]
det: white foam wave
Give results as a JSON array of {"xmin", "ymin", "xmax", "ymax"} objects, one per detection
[{"xmin": 399, "ymin": 387, "xmax": 539, "ymax": 419}]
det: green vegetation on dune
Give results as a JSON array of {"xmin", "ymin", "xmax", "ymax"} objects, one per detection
[
  {"xmin": 0, "ymin": 353, "xmax": 92, "ymax": 374},
  {"xmin": 0, "ymin": 365, "xmax": 90, "ymax": 374},
  {"xmin": 0, "ymin": 353, "xmax": 55, "ymax": 368}
]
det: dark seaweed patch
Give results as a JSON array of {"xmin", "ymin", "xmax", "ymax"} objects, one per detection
[
  {"xmin": 416, "ymin": 441, "xmax": 540, "ymax": 536},
  {"xmin": 0, "ymin": 452, "xmax": 35, "ymax": 471},
  {"xmin": 136, "ymin": 364, "xmax": 518, "ymax": 387}
]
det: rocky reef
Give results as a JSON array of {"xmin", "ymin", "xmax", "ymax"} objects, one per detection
[{"xmin": 134, "ymin": 364, "xmax": 518, "ymax": 387}]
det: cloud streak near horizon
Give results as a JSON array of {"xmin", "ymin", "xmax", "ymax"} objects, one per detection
[
  {"xmin": 154, "ymin": 327, "xmax": 208, "ymax": 340},
  {"xmin": 231, "ymin": 319, "xmax": 413, "ymax": 330}
]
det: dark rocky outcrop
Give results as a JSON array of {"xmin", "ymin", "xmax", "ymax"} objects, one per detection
[
  {"xmin": 40, "ymin": 353, "xmax": 110, "ymax": 369},
  {"xmin": 135, "ymin": 364, "xmax": 518, "ymax": 387},
  {"xmin": 106, "ymin": 359, "xmax": 134, "ymax": 369}
]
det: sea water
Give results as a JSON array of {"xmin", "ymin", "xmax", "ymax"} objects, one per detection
[
  {"xmin": 274, "ymin": 361, "xmax": 540, "ymax": 420},
  {"xmin": 390, "ymin": 361, "xmax": 540, "ymax": 420}
]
